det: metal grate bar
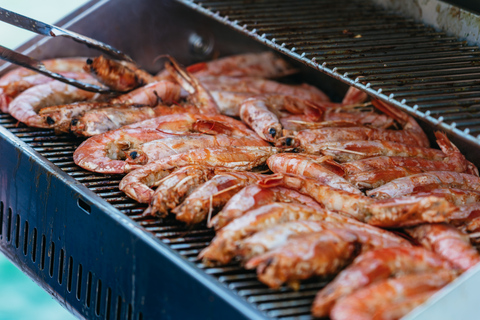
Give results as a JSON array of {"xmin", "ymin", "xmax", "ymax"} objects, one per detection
[{"xmin": 177, "ymin": 0, "xmax": 480, "ymax": 147}]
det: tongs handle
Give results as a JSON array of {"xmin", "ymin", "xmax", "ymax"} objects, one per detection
[
  {"xmin": 0, "ymin": 45, "xmax": 113, "ymax": 93},
  {"xmin": 0, "ymin": 7, "xmax": 133, "ymax": 63}
]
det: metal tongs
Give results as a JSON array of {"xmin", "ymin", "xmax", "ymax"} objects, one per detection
[{"xmin": 0, "ymin": 7, "xmax": 134, "ymax": 93}]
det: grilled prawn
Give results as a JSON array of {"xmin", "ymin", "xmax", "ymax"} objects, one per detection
[
  {"xmin": 280, "ymin": 109, "xmax": 394, "ymax": 131},
  {"xmin": 258, "ymin": 174, "xmax": 458, "ymax": 227},
  {"xmin": 267, "ymin": 153, "xmax": 362, "ymax": 194},
  {"xmin": 184, "ymin": 52, "xmax": 297, "ymax": 79},
  {"xmin": 0, "ymin": 57, "xmax": 89, "ymax": 113},
  {"xmin": 237, "ymin": 219, "xmax": 411, "ymax": 261},
  {"xmin": 73, "ymin": 113, "xmax": 262, "ymax": 174},
  {"xmin": 304, "ymin": 140, "xmax": 446, "ymax": 162},
  {"xmin": 209, "ymin": 184, "xmax": 322, "ymax": 230},
  {"xmin": 38, "ymin": 80, "xmax": 183, "ymax": 133},
  {"xmin": 245, "ymin": 229, "xmax": 359, "ymax": 289},
  {"xmin": 341, "ymin": 131, "xmax": 478, "ymax": 176},
  {"xmin": 330, "ymin": 271, "xmax": 456, "ymax": 320},
  {"xmin": 9, "ymin": 79, "xmax": 103, "ymax": 127},
  {"xmin": 144, "ymin": 166, "xmax": 216, "ymax": 218},
  {"xmin": 172, "ymin": 171, "xmax": 266, "ymax": 225},
  {"xmin": 239, "ymin": 95, "xmax": 322, "ymax": 142},
  {"xmin": 406, "ymin": 223, "xmax": 480, "ymax": 271},
  {"xmin": 199, "ymin": 203, "xmax": 345, "ymax": 264},
  {"xmin": 367, "ymin": 171, "xmax": 480, "ymax": 199},
  {"xmin": 73, "ymin": 128, "xmax": 174, "ymax": 174},
  {"xmin": 277, "ymin": 126, "xmax": 429, "ymax": 149},
  {"xmin": 201, "ymin": 76, "xmax": 330, "ymax": 102},
  {"xmin": 311, "ymin": 247, "xmax": 455, "ymax": 318},
  {"xmin": 84, "ymin": 56, "xmax": 156, "ymax": 91},
  {"xmin": 119, "ymin": 146, "xmax": 279, "ymax": 203},
  {"xmin": 347, "ymin": 166, "xmax": 425, "ymax": 190}
]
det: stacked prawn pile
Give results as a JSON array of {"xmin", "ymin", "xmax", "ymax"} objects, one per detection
[{"xmin": 2, "ymin": 52, "xmax": 480, "ymax": 319}]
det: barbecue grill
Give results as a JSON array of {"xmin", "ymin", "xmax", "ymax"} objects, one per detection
[{"xmin": 1, "ymin": 0, "xmax": 480, "ymax": 319}]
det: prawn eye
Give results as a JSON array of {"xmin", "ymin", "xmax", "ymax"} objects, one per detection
[
  {"xmin": 269, "ymin": 128, "xmax": 277, "ymax": 137},
  {"xmin": 285, "ymin": 137, "xmax": 294, "ymax": 146},
  {"xmin": 46, "ymin": 116, "xmax": 55, "ymax": 125},
  {"xmin": 71, "ymin": 118, "xmax": 78, "ymax": 126},
  {"xmin": 86, "ymin": 58, "xmax": 93, "ymax": 65},
  {"xmin": 130, "ymin": 151, "xmax": 138, "ymax": 160}
]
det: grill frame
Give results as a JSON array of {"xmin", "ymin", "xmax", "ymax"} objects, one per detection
[{"xmin": 1, "ymin": 0, "xmax": 480, "ymax": 319}]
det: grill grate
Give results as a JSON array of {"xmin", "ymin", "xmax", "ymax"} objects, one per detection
[
  {"xmin": 0, "ymin": 112, "xmax": 326, "ymax": 319},
  {"xmin": 177, "ymin": 0, "xmax": 480, "ymax": 144}
]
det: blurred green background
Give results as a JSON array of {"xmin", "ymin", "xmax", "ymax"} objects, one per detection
[{"xmin": 0, "ymin": 1, "xmax": 90, "ymax": 319}]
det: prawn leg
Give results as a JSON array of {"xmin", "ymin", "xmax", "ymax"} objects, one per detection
[
  {"xmin": 172, "ymin": 171, "xmax": 266, "ymax": 225},
  {"xmin": 144, "ymin": 165, "xmax": 216, "ymax": 218}
]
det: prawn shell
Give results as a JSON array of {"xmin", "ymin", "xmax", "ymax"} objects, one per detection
[
  {"xmin": 186, "ymin": 52, "xmax": 298, "ymax": 78},
  {"xmin": 144, "ymin": 165, "xmax": 216, "ymax": 218},
  {"xmin": 292, "ymin": 127, "xmax": 428, "ymax": 147},
  {"xmin": 38, "ymin": 101, "xmax": 121, "ymax": 132},
  {"xmin": 85, "ymin": 56, "xmax": 155, "ymax": 91},
  {"xmin": 267, "ymin": 153, "xmax": 362, "ymax": 194},
  {"xmin": 365, "ymin": 195, "xmax": 458, "ymax": 228},
  {"xmin": 0, "ymin": 57, "xmax": 90, "ymax": 112},
  {"xmin": 367, "ymin": 171, "xmax": 480, "ymax": 199},
  {"xmin": 372, "ymin": 290, "xmax": 438, "ymax": 320},
  {"xmin": 245, "ymin": 230, "xmax": 358, "ymax": 289},
  {"xmin": 111, "ymin": 80, "xmax": 182, "ymax": 106},
  {"xmin": 342, "ymin": 155, "xmax": 467, "ymax": 175},
  {"xmin": 209, "ymin": 185, "xmax": 322, "ymax": 230},
  {"xmin": 240, "ymin": 97, "xmax": 282, "ymax": 142},
  {"xmin": 311, "ymin": 246, "xmax": 455, "ymax": 318},
  {"xmin": 305, "ymin": 140, "xmax": 445, "ymax": 162},
  {"xmin": 199, "ymin": 202, "xmax": 345, "ymax": 265},
  {"xmin": 331, "ymin": 271, "xmax": 456, "ymax": 320},
  {"xmin": 9, "ymin": 79, "xmax": 102, "ymax": 127},
  {"xmin": 237, "ymin": 219, "xmax": 410, "ymax": 262},
  {"xmin": 201, "ymin": 76, "xmax": 330, "ymax": 102},
  {"xmin": 119, "ymin": 146, "xmax": 279, "ymax": 203},
  {"xmin": 73, "ymin": 128, "xmax": 172, "ymax": 174},
  {"xmin": 257, "ymin": 173, "xmax": 372, "ymax": 221},
  {"xmin": 346, "ymin": 166, "xmax": 425, "ymax": 190},
  {"xmin": 172, "ymin": 172, "xmax": 266, "ymax": 225},
  {"xmin": 70, "ymin": 105, "xmax": 158, "ymax": 137},
  {"xmin": 406, "ymin": 223, "xmax": 480, "ymax": 271},
  {"xmin": 237, "ymin": 220, "xmax": 340, "ymax": 261}
]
